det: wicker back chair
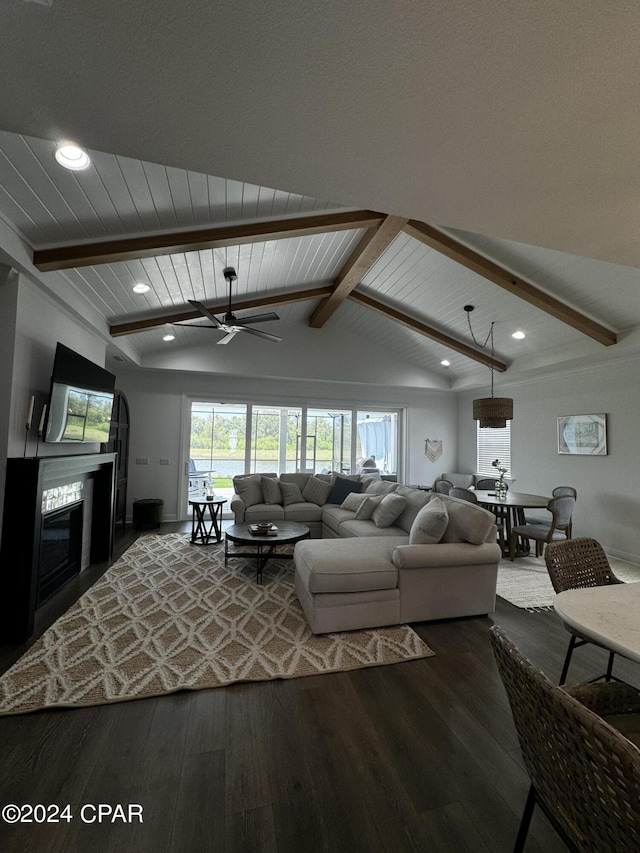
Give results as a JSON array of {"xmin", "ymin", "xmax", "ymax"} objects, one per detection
[
  {"xmin": 449, "ymin": 487, "xmax": 477, "ymax": 503},
  {"xmin": 545, "ymin": 537, "xmax": 623, "ymax": 684},
  {"xmin": 433, "ymin": 478, "xmax": 453, "ymax": 495},
  {"xmin": 490, "ymin": 625, "xmax": 640, "ymax": 853}
]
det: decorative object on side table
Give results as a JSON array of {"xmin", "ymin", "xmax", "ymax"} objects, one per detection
[{"xmin": 557, "ymin": 413, "xmax": 607, "ymax": 455}]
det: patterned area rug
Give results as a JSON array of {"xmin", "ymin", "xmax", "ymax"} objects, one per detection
[
  {"xmin": 497, "ymin": 553, "xmax": 640, "ymax": 611},
  {"xmin": 0, "ymin": 533, "xmax": 433, "ymax": 716}
]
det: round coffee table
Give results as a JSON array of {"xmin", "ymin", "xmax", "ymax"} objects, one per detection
[{"xmin": 225, "ymin": 521, "xmax": 310, "ymax": 584}]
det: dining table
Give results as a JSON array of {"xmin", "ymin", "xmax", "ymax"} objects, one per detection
[
  {"xmin": 474, "ymin": 489, "xmax": 550, "ymax": 557},
  {"xmin": 554, "ymin": 583, "xmax": 640, "ymax": 666}
]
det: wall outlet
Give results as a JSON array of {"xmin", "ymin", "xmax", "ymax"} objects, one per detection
[
  {"xmin": 159, "ymin": 458, "xmax": 170, "ymax": 465},
  {"xmin": 135, "ymin": 457, "xmax": 149, "ymax": 465}
]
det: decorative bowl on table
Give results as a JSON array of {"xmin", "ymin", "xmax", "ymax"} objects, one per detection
[{"xmin": 255, "ymin": 522, "xmax": 273, "ymax": 531}]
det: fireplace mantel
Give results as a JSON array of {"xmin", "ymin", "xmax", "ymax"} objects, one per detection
[{"xmin": 0, "ymin": 453, "xmax": 116, "ymax": 642}]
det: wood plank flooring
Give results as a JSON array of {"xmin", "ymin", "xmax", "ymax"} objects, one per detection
[{"xmin": 1, "ymin": 522, "xmax": 638, "ymax": 852}]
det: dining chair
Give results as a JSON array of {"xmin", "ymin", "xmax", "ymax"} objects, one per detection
[
  {"xmin": 490, "ymin": 625, "xmax": 640, "ymax": 853},
  {"xmin": 433, "ymin": 478, "xmax": 453, "ymax": 495},
  {"xmin": 526, "ymin": 486, "xmax": 577, "ymax": 536},
  {"xmin": 449, "ymin": 487, "xmax": 477, "ymax": 503},
  {"xmin": 509, "ymin": 495, "xmax": 575, "ymax": 560},
  {"xmin": 474, "ymin": 477, "xmax": 504, "ymax": 491},
  {"xmin": 545, "ymin": 537, "xmax": 624, "ymax": 685}
]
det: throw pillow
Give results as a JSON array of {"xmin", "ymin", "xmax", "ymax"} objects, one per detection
[
  {"xmin": 233, "ymin": 473, "xmax": 264, "ymax": 508},
  {"xmin": 327, "ymin": 476, "xmax": 363, "ymax": 505},
  {"xmin": 261, "ymin": 476, "xmax": 282, "ymax": 505},
  {"xmin": 302, "ymin": 475, "xmax": 333, "ymax": 506},
  {"xmin": 340, "ymin": 492, "xmax": 371, "ymax": 512},
  {"xmin": 409, "ymin": 498, "xmax": 449, "ymax": 545},
  {"xmin": 354, "ymin": 495, "xmax": 383, "ymax": 520},
  {"xmin": 371, "ymin": 493, "xmax": 407, "ymax": 528},
  {"xmin": 279, "ymin": 481, "xmax": 305, "ymax": 506}
]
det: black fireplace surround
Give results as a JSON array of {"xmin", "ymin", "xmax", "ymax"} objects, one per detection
[{"xmin": 0, "ymin": 453, "xmax": 116, "ymax": 642}]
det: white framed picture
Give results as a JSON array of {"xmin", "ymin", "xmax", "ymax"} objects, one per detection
[{"xmin": 557, "ymin": 413, "xmax": 607, "ymax": 455}]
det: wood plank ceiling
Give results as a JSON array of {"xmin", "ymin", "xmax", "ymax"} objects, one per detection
[{"xmin": 0, "ymin": 130, "xmax": 630, "ymax": 383}]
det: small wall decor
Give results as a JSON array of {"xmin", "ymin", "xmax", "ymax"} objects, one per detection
[
  {"xmin": 557, "ymin": 413, "xmax": 607, "ymax": 455},
  {"xmin": 425, "ymin": 438, "xmax": 443, "ymax": 463}
]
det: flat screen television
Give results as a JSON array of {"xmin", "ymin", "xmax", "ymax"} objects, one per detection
[{"xmin": 44, "ymin": 343, "xmax": 116, "ymax": 444}]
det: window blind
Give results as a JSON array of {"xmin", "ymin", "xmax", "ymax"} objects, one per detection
[{"xmin": 477, "ymin": 421, "xmax": 511, "ymax": 476}]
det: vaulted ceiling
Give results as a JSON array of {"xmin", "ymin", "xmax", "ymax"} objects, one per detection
[{"xmin": 2, "ymin": 1, "xmax": 640, "ymax": 391}]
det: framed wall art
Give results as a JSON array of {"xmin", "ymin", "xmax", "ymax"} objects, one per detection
[{"xmin": 557, "ymin": 413, "xmax": 607, "ymax": 455}]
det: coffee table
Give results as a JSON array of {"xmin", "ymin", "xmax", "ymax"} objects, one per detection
[{"xmin": 225, "ymin": 521, "xmax": 310, "ymax": 584}]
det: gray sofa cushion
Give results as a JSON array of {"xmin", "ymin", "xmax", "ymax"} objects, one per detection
[
  {"xmin": 339, "ymin": 519, "xmax": 407, "ymax": 538},
  {"xmin": 280, "ymin": 481, "xmax": 305, "ymax": 506},
  {"xmin": 363, "ymin": 480, "xmax": 398, "ymax": 496},
  {"xmin": 440, "ymin": 496, "xmax": 496, "ymax": 545},
  {"xmin": 295, "ymin": 538, "xmax": 400, "ymax": 594},
  {"xmin": 233, "ymin": 473, "xmax": 263, "ymax": 507},
  {"xmin": 301, "ymin": 475, "xmax": 333, "ymax": 506},
  {"xmin": 261, "ymin": 476, "xmax": 282, "ymax": 504},
  {"xmin": 409, "ymin": 497, "xmax": 449, "ymax": 545},
  {"xmin": 394, "ymin": 485, "xmax": 433, "ymax": 532},
  {"xmin": 371, "ymin": 493, "xmax": 407, "ymax": 528}
]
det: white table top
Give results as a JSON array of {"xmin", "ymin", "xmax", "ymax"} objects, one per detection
[{"xmin": 554, "ymin": 582, "xmax": 640, "ymax": 665}]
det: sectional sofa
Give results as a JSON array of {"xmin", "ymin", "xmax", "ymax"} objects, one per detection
[{"xmin": 230, "ymin": 472, "xmax": 502, "ymax": 634}]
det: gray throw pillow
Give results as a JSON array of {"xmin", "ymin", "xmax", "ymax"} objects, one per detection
[
  {"xmin": 233, "ymin": 473, "xmax": 264, "ymax": 508},
  {"xmin": 261, "ymin": 476, "xmax": 282, "ymax": 505},
  {"xmin": 409, "ymin": 498, "xmax": 449, "ymax": 545},
  {"xmin": 302, "ymin": 475, "xmax": 333, "ymax": 506},
  {"xmin": 371, "ymin": 493, "xmax": 407, "ymax": 528},
  {"xmin": 279, "ymin": 481, "xmax": 305, "ymax": 506},
  {"xmin": 340, "ymin": 492, "xmax": 371, "ymax": 512},
  {"xmin": 354, "ymin": 495, "xmax": 382, "ymax": 520}
]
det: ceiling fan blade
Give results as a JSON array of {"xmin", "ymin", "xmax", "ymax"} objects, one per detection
[
  {"xmin": 216, "ymin": 331, "xmax": 239, "ymax": 345},
  {"xmin": 232, "ymin": 312, "xmax": 280, "ymax": 325},
  {"xmin": 188, "ymin": 299, "xmax": 223, "ymax": 328},
  {"xmin": 173, "ymin": 322, "xmax": 218, "ymax": 328},
  {"xmin": 237, "ymin": 326, "xmax": 282, "ymax": 343}
]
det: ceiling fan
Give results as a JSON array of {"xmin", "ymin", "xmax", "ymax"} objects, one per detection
[{"xmin": 179, "ymin": 267, "xmax": 282, "ymax": 345}]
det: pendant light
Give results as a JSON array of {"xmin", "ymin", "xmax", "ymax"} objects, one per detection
[{"xmin": 464, "ymin": 305, "xmax": 513, "ymax": 428}]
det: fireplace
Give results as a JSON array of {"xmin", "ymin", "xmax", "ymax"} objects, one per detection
[
  {"xmin": 38, "ymin": 501, "xmax": 83, "ymax": 605},
  {"xmin": 0, "ymin": 453, "xmax": 117, "ymax": 641}
]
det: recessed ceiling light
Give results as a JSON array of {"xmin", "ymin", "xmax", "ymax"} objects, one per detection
[
  {"xmin": 440, "ymin": 359, "xmax": 451, "ymax": 367},
  {"xmin": 163, "ymin": 330, "xmax": 176, "ymax": 342},
  {"xmin": 512, "ymin": 330, "xmax": 526, "ymax": 340},
  {"xmin": 132, "ymin": 283, "xmax": 150, "ymax": 294},
  {"xmin": 54, "ymin": 144, "xmax": 91, "ymax": 171}
]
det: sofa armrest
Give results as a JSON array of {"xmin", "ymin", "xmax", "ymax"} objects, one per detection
[
  {"xmin": 230, "ymin": 493, "xmax": 246, "ymax": 523},
  {"xmin": 392, "ymin": 542, "xmax": 502, "ymax": 570}
]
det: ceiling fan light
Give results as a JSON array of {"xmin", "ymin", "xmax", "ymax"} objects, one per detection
[{"xmin": 473, "ymin": 397, "xmax": 513, "ymax": 429}]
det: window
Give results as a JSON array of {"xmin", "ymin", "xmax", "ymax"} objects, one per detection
[{"xmin": 477, "ymin": 421, "xmax": 511, "ymax": 477}]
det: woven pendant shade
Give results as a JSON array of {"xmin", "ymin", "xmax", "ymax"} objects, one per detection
[{"xmin": 473, "ymin": 397, "xmax": 513, "ymax": 429}]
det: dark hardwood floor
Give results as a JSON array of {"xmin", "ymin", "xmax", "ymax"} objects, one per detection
[{"xmin": 1, "ymin": 521, "xmax": 637, "ymax": 852}]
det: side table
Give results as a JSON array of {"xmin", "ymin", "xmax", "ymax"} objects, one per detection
[{"xmin": 189, "ymin": 497, "xmax": 227, "ymax": 545}]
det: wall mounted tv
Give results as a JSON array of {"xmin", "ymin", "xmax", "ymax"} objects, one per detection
[{"xmin": 44, "ymin": 343, "xmax": 116, "ymax": 444}]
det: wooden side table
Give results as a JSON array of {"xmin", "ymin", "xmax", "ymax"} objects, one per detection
[{"xmin": 189, "ymin": 497, "xmax": 227, "ymax": 545}]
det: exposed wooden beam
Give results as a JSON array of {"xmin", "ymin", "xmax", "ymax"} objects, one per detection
[
  {"xmin": 33, "ymin": 210, "xmax": 386, "ymax": 272},
  {"xmin": 404, "ymin": 220, "xmax": 617, "ymax": 347},
  {"xmin": 309, "ymin": 215, "xmax": 408, "ymax": 328},
  {"xmin": 110, "ymin": 286, "xmax": 334, "ymax": 337},
  {"xmin": 349, "ymin": 290, "xmax": 508, "ymax": 371}
]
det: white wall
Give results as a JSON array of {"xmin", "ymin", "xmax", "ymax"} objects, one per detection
[
  {"xmin": 115, "ymin": 367, "xmax": 458, "ymax": 521},
  {"xmin": 457, "ymin": 359, "xmax": 640, "ymax": 562}
]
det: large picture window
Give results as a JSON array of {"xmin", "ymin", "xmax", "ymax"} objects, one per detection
[{"xmin": 477, "ymin": 421, "xmax": 511, "ymax": 477}]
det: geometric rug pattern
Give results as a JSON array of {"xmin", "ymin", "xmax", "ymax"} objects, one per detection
[
  {"xmin": 0, "ymin": 533, "xmax": 434, "ymax": 716},
  {"xmin": 496, "ymin": 552, "xmax": 640, "ymax": 611}
]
